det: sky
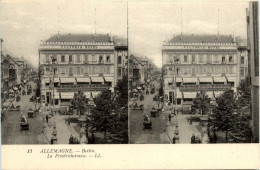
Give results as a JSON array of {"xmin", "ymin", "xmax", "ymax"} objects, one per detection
[
  {"xmin": 128, "ymin": 1, "xmax": 250, "ymax": 67},
  {"xmin": 0, "ymin": 0, "xmax": 127, "ymax": 67}
]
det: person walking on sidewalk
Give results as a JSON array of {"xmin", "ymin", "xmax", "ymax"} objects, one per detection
[
  {"xmin": 46, "ymin": 114, "xmax": 49, "ymax": 124},
  {"xmin": 168, "ymin": 113, "xmax": 171, "ymax": 122}
]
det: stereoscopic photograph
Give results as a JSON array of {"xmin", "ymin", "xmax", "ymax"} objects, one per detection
[
  {"xmin": 1, "ymin": 0, "xmax": 259, "ymax": 148},
  {"xmin": 128, "ymin": 1, "xmax": 259, "ymax": 144},
  {"xmin": 1, "ymin": 0, "xmax": 128, "ymax": 144}
]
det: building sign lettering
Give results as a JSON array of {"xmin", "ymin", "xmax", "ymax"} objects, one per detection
[
  {"xmin": 183, "ymin": 46, "xmax": 220, "ymax": 49},
  {"xmin": 61, "ymin": 45, "xmax": 98, "ymax": 49}
]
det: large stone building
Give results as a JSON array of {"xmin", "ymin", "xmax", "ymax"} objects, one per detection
[
  {"xmin": 114, "ymin": 36, "xmax": 128, "ymax": 81},
  {"xmin": 128, "ymin": 55, "xmax": 144, "ymax": 89},
  {"xmin": 247, "ymin": 2, "xmax": 259, "ymax": 142},
  {"xmin": 39, "ymin": 34, "xmax": 116, "ymax": 108},
  {"xmin": 162, "ymin": 34, "xmax": 242, "ymax": 109}
]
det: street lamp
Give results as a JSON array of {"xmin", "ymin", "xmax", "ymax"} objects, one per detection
[{"xmin": 50, "ymin": 55, "xmax": 57, "ymax": 144}]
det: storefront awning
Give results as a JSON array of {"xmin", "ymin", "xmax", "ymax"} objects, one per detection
[
  {"xmin": 214, "ymin": 91, "xmax": 224, "ymax": 98},
  {"xmin": 84, "ymin": 92, "xmax": 92, "ymax": 98},
  {"xmin": 213, "ymin": 77, "xmax": 226, "ymax": 83},
  {"xmin": 60, "ymin": 92, "xmax": 75, "ymax": 99},
  {"xmin": 104, "ymin": 77, "xmax": 114, "ymax": 82},
  {"xmin": 176, "ymin": 92, "xmax": 182, "ymax": 98},
  {"xmin": 226, "ymin": 76, "xmax": 236, "ymax": 82},
  {"xmin": 76, "ymin": 77, "xmax": 90, "ymax": 83},
  {"xmin": 199, "ymin": 77, "xmax": 213, "ymax": 83},
  {"xmin": 60, "ymin": 78, "xmax": 75, "ymax": 84},
  {"xmin": 92, "ymin": 91, "xmax": 101, "ymax": 98},
  {"xmin": 91, "ymin": 77, "xmax": 104, "ymax": 83},
  {"xmin": 176, "ymin": 77, "xmax": 182, "ymax": 83},
  {"xmin": 54, "ymin": 78, "xmax": 60, "ymax": 83},
  {"xmin": 183, "ymin": 92, "xmax": 197, "ymax": 98},
  {"xmin": 54, "ymin": 93, "xmax": 60, "ymax": 99},
  {"xmin": 183, "ymin": 77, "xmax": 198, "ymax": 83},
  {"xmin": 206, "ymin": 92, "xmax": 214, "ymax": 99}
]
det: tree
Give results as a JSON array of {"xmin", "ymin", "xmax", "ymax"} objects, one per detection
[
  {"xmin": 192, "ymin": 91, "xmax": 211, "ymax": 116},
  {"xmin": 236, "ymin": 76, "xmax": 251, "ymax": 109},
  {"xmin": 211, "ymin": 90, "xmax": 237, "ymax": 142},
  {"xmin": 71, "ymin": 91, "xmax": 87, "ymax": 115},
  {"xmin": 229, "ymin": 114, "xmax": 252, "ymax": 143},
  {"xmin": 90, "ymin": 89, "xmax": 115, "ymax": 143}
]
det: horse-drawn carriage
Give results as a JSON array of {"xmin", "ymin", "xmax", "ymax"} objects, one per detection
[
  {"xmin": 20, "ymin": 116, "xmax": 29, "ymax": 130},
  {"xmin": 143, "ymin": 114, "xmax": 152, "ymax": 129}
]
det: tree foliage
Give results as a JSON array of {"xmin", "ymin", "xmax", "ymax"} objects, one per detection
[
  {"xmin": 71, "ymin": 91, "xmax": 87, "ymax": 115},
  {"xmin": 237, "ymin": 76, "xmax": 251, "ymax": 108},
  {"xmin": 192, "ymin": 91, "xmax": 211, "ymax": 116},
  {"xmin": 210, "ymin": 90, "xmax": 237, "ymax": 142}
]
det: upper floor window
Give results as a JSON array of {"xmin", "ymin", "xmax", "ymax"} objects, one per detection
[
  {"xmin": 207, "ymin": 55, "xmax": 212, "ymax": 63},
  {"xmin": 46, "ymin": 55, "xmax": 50, "ymax": 63},
  {"xmin": 222, "ymin": 56, "xmax": 226, "ymax": 63},
  {"xmin": 84, "ymin": 55, "xmax": 88, "ymax": 63},
  {"xmin": 117, "ymin": 68, "xmax": 122, "ymax": 76},
  {"xmin": 198, "ymin": 55, "xmax": 203, "ymax": 63},
  {"xmin": 54, "ymin": 67, "xmax": 57, "ymax": 75},
  {"xmin": 69, "ymin": 55, "xmax": 73, "ymax": 63},
  {"xmin": 184, "ymin": 55, "xmax": 188, "ymax": 63},
  {"xmin": 192, "ymin": 55, "xmax": 196, "ymax": 63},
  {"xmin": 118, "ymin": 56, "xmax": 122, "ymax": 64},
  {"xmin": 229, "ymin": 56, "xmax": 233, "ymax": 62},
  {"xmin": 76, "ymin": 67, "xmax": 80, "ymax": 75},
  {"xmin": 92, "ymin": 55, "xmax": 96, "ymax": 61},
  {"xmin": 99, "ymin": 55, "xmax": 103, "ymax": 62},
  {"xmin": 107, "ymin": 66, "xmax": 111, "ymax": 74},
  {"xmin": 61, "ymin": 55, "xmax": 65, "ymax": 63},
  {"xmin": 176, "ymin": 67, "xmax": 180, "ymax": 75},
  {"xmin": 69, "ymin": 67, "xmax": 73, "ymax": 75},
  {"xmin": 240, "ymin": 68, "xmax": 245, "ymax": 76},
  {"xmin": 241, "ymin": 56, "xmax": 244, "ymax": 64},
  {"xmin": 77, "ymin": 55, "xmax": 81, "ymax": 63},
  {"xmin": 106, "ymin": 55, "xmax": 110, "ymax": 62}
]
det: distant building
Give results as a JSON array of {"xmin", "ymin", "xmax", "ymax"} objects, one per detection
[
  {"xmin": 129, "ymin": 55, "xmax": 144, "ymax": 88},
  {"xmin": 247, "ymin": 2, "xmax": 259, "ymax": 142},
  {"xmin": 162, "ymin": 34, "xmax": 241, "ymax": 109},
  {"xmin": 39, "ymin": 33, "xmax": 116, "ymax": 108},
  {"xmin": 114, "ymin": 36, "xmax": 128, "ymax": 81},
  {"xmin": 237, "ymin": 45, "xmax": 248, "ymax": 80}
]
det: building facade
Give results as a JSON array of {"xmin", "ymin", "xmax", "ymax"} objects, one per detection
[
  {"xmin": 247, "ymin": 2, "xmax": 259, "ymax": 142},
  {"xmin": 162, "ymin": 34, "xmax": 241, "ymax": 109},
  {"xmin": 114, "ymin": 36, "xmax": 128, "ymax": 81},
  {"xmin": 129, "ymin": 55, "xmax": 144, "ymax": 89},
  {"xmin": 39, "ymin": 34, "xmax": 116, "ymax": 108}
]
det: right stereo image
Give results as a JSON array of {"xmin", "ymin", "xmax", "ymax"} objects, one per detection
[{"xmin": 128, "ymin": 1, "xmax": 259, "ymax": 144}]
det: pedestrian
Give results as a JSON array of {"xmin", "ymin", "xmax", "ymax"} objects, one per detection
[
  {"xmin": 172, "ymin": 135, "xmax": 176, "ymax": 144},
  {"xmin": 91, "ymin": 132, "xmax": 96, "ymax": 144},
  {"xmin": 69, "ymin": 135, "xmax": 73, "ymax": 144},
  {"xmin": 168, "ymin": 113, "xmax": 171, "ymax": 122},
  {"xmin": 46, "ymin": 114, "xmax": 49, "ymax": 124},
  {"xmin": 191, "ymin": 133, "xmax": 195, "ymax": 144}
]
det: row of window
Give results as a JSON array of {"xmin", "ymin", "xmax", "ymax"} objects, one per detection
[
  {"xmin": 43, "ymin": 54, "xmax": 115, "ymax": 63},
  {"xmin": 165, "ymin": 66, "xmax": 236, "ymax": 75},
  {"xmin": 164, "ymin": 54, "xmax": 242, "ymax": 64},
  {"xmin": 44, "ymin": 65, "xmax": 113, "ymax": 75}
]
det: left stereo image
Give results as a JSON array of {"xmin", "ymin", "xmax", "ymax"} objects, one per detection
[{"xmin": 1, "ymin": 0, "xmax": 128, "ymax": 144}]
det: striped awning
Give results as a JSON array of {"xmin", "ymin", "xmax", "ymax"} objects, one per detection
[
  {"xmin": 226, "ymin": 76, "xmax": 236, "ymax": 82},
  {"xmin": 60, "ymin": 92, "xmax": 75, "ymax": 99},
  {"xmin": 60, "ymin": 78, "xmax": 76, "ymax": 84},
  {"xmin": 76, "ymin": 77, "xmax": 90, "ymax": 83},
  {"xmin": 214, "ymin": 91, "xmax": 224, "ymax": 98},
  {"xmin": 183, "ymin": 77, "xmax": 198, "ymax": 83},
  {"xmin": 91, "ymin": 77, "xmax": 104, "ymax": 83},
  {"xmin": 176, "ymin": 77, "xmax": 182, "ymax": 83},
  {"xmin": 84, "ymin": 92, "xmax": 92, "ymax": 98},
  {"xmin": 104, "ymin": 77, "xmax": 114, "ymax": 82},
  {"xmin": 54, "ymin": 78, "xmax": 60, "ymax": 83},
  {"xmin": 92, "ymin": 91, "xmax": 101, "ymax": 98},
  {"xmin": 183, "ymin": 92, "xmax": 197, "ymax": 98},
  {"xmin": 206, "ymin": 91, "xmax": 214, "ymax": 99},
  {"xmin": 213, "ymin": 77, "xmax": 226, "ymax": 83},
  {"xmin": 199, "ymin": 77, "xmax": 213, "ymax": 83},
  {"xmin": 54, "ymin": 93, "xmax": 60, "ymax": 99}
]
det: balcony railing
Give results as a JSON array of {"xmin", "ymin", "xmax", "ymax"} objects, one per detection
[
  {"xmin": 179, "ymin": 84, "xmax": 231, "ymax": 92},
  {"xmin": 57, "ymin": 84, "xmax": 109, "ymax": 92}
]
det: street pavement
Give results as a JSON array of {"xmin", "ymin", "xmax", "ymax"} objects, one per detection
[
  {"xmin": 130, "ymin": 80, "xmax": 202, "ymax": 144},
  {"xmin": 1, "ymin": 81, "xmax": 48, "ymax": 144}
]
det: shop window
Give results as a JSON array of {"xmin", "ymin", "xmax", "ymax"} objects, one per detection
[{"xmin": 55, "ymin": 99, "xmax": 59, "ymax": 105}]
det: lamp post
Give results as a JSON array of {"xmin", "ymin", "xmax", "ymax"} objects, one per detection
[{"xmin": 50, "ymin": 55, "xmax": 57, "ymax": 144}]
